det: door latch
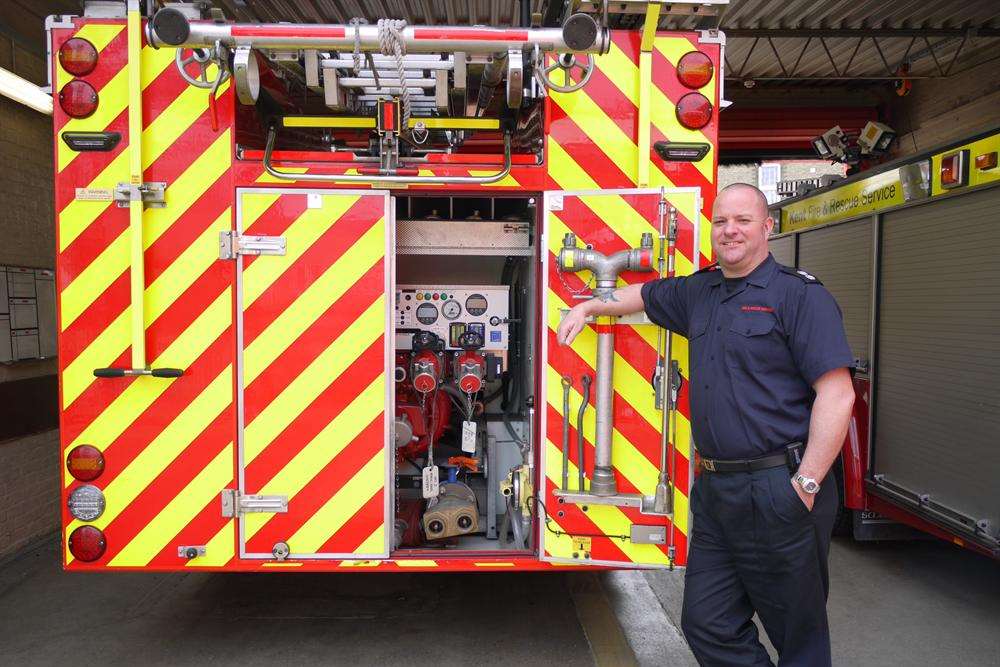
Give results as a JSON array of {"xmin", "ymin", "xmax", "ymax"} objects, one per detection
[
  {"xmin": 220, "ymin": 489, "xmax": 288, "ymax": 517},
  {"xmin": 219, "ymin": 231, "xmax": 287, "ymax": 259}
]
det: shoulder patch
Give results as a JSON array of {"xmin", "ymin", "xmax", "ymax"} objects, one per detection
[
  {"xmin": 694, "ymin": 262, "xmax": 720, "ymax": 274},
  {"xmin": 778, "ymin": 265, "xmax": 823, "ymax": 285}
]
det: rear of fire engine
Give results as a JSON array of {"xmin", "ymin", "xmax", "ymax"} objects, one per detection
[{"xmin": 51, "ymin": 1, "xmax": 723, "ymax": 571}]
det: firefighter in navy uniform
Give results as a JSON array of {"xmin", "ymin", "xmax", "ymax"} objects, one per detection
[{"xmin": 557, "ymin": 183, "xmax": 855, "ymax": 666}]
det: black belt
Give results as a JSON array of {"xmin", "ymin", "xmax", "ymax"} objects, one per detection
[{"xmin": 700, "ymin": 442, "xmax": 804, "ymax": 473}]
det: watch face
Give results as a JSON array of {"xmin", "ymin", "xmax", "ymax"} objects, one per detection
[{"xmin": 796, "ymin": 476, "xmax": 820, "ymax": 493}]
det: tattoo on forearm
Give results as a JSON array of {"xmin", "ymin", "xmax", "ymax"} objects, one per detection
[{"xmin": 596, "ymin": 290, "xmax": 620, "ymax": 303}]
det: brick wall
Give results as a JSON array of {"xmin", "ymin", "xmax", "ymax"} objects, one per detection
[
  {"xmin": 0, "ymin": 34, "xmax": 60, "ymax": 560},
  {"xmin": 0, "ymin": 39, "xmax": 55, "ymax": 269},
  {"xmin": 0, "ymin": 429, "xmax": 60, "ymax": 562}
]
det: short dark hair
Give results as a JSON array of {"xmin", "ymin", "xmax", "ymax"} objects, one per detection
[{"xmin": 717, "ymin": 183, "xmax": 770, "ymax": 218}]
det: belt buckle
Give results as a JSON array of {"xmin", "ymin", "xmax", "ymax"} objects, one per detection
[{"xmin": 703, "ymin": 459, "xmax": 716, "ymax": 472}]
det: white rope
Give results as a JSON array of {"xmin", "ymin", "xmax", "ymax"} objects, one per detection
[
  {"xmin": 349, "ymin": 17, "xmax": 367, "ymax": 76},
  {"xmin": 378, "ymin": 18, "xmax": 410, "ymax": 132}
]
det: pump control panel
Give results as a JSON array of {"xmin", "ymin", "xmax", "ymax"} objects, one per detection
[{"xmin": 396, "ymin": 285, "xmax": 509, "ymax": 351}]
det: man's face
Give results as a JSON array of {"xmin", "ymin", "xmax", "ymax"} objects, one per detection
[{"xmin": 711, "ymin": 187, "xmax": 774, "ymax": 276}]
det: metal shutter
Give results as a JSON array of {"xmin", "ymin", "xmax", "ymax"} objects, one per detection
[
  {"xmin": 798, "ymin": 219, "xmax": 873, "ymax": 364},
  {"xmin": 769, "ymin": 235, "xmax": 795, "ymax": 267},
  {"xmin": 874, "ymin": 186, "xmax": 1000, "ymax": 542}
]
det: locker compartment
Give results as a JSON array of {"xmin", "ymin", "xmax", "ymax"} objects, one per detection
[
  {"xmin": 34, "ymin": 272, "xmax": 57, "ymax": 358},
  {"xmin": 0, "ymin": 315, "xmax": 11, "ymax": 363},
  {"xmin": 10, "ymin": 298, "xmax": 38, "ymax": 330},
  {"xmin": 7, "ymin": 268, "xmax": 36, "ymax": 298},
  {"xmin": 12, "ymin": 329, "xmax": 40, "ymax": 361}
]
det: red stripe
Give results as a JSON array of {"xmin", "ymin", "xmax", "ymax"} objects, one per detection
[
  {"xmin": 246, "ymin": 416, "xmax": 384, "ymax": 553},
  {"xmin": 244, "ymin": 339, "xmax": 384, "ymax": 487},
  {"xmin": 412, "ymin": 28, "xmax": 527, "ymax": 41},
  {"xmin": 542, "ymin": 478, "xmax": 635, "ymax": 562},
  {"xmin": 146, "ymin": 495, "xmax": 232, "ymax": 567},
  {"xmin": 547, "ymin": 103, "xmax": 635, "ymax": 189},
  {"xmin": 69, "ymin": 325, "xmax": 232, "ymax": 487},
  {"xmin": 317, "ymin": 488, "xmax": 385, "ymax": 554},
  {"xmin": 244, "ymin": 272, "xmax": 384, "ymax": 424},
  {"xmin": 232, "ymin": 26, "xmax": 346, "ymax": 38},
  {"xmin": 242, "ymin": 197, "xmax": 384, "ymax": 343},
  {"xmin": 99, "ymin": 409, "xmax": 233, "ymax": 563}
]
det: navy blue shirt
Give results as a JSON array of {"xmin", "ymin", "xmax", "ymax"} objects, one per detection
[{"xmin": 641, "ymin": 254, "xmax": 853, "ymax": 460}]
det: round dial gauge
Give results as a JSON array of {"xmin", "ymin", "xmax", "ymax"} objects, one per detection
[
  {"xmin": 465, "ymin": 294, "xmax": 488, "ymax": 317},
  {"xmin": 415, "ymin": 303, "xmax": 438, "ymax": 325},
  {"xmin": 441, "ymin": 300, "xmax": 462, "ymax": 320}
]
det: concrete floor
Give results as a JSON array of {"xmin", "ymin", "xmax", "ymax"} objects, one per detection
[
  {"xmin": 639, "ymin": 536, "xmax": 1000, "ymax": 667},
  {"xmin": 0, "ymin": 540, "xmax": 595, "ymax": 667},
  {"xmin": 2, "ymin": 536, "xmax": 998, "ymax": 666}
]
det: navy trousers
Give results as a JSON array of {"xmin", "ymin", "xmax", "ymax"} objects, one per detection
[{"xmin": 681, "ymin": 466, "xmax": 838, "ymax": 666}]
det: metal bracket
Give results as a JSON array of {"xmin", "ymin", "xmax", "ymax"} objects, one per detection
[
  {"xmin": 114, "ymin": 181, "xmax": 167, "ymax": 208},
  {"xmin": 219, "ymin": 231, "xmax": 287, "ymax": 259},
  {"xmin": 220, "ymin": 489, "xmax": 289, "ymax": 517},
  {"xmin": 553, "ymin": 489, "xmax": 671, "ymax": 517}
]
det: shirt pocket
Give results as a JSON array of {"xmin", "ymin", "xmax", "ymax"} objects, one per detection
[
  {"xmin": 687, "ymin": 315, "xmax": 709, "ymax": 370},
  {"xmin": 725, "ymin": 312, "xmax": 782, "ymax": 373}
]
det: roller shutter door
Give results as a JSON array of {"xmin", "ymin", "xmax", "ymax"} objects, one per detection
[
  {"xmin": 769, "ymin": 235, "xmax": 795, "ymax": 267},
  {"xmin": 874, "ymin": 186, "xmax": 1000, "ymax": 543},
  {"xmin": 798, "ymin": 219, "xmax": 872, "ymax": 364}
]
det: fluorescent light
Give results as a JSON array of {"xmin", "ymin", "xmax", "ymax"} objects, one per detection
[{"xmin": 0, "ymin": 67, "xmax": 53, "ymax": 115}]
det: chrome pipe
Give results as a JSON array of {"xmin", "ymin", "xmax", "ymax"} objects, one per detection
[
  {"xmin": 591, "ymin": 329, "xmax": 617, "ymax": 496},
  {"xmin": 149, "ymin": 10, "xmax": 609, "ymax": 54}
]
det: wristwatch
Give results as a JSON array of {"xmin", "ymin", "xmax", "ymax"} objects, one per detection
[{"xmin": 793, "ymin": 473, "xmax": 820, "ymax": 494}]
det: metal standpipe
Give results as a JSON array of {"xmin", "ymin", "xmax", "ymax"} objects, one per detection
[{"xmin": 558, "ymin": 232, "xmax": 654, "ymax": 497}]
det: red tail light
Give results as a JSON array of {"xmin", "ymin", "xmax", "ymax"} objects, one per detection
[
  {"xmin": 68, "ymin": 525, "xmax": 106, "ymax": 562},
  {"xmin": 59, "ymin": 80, "xmax": 98, "ymax": 119},
  {"xmin": 677, "ymin": 51, "xmax": 713, "ymax": 89},
  {"xmin": 676, "ymin": 92, "xmax": 713, "ymax": 129},
  {"xmin": 59, "ymin": 37, "xmax": 98, "ymax": 77},
  {"xmin": 67, "ymin": 445, "xmax": 105, "ymax": 481}
]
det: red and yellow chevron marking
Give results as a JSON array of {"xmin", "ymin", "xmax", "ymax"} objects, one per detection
[
  {"xmin": 541, "ymin": 192, "xmax": 695, "ymax": 566},
  {"xmin": 54, "ymin": 18, "xmax": 238, "ymax": 568},
  {"xmin": 238, "ymin": 190, "xmax": 390, "ymax": 558},
  {"xmin": 541, "ymin": 31, "xmax": 721, "ymax": 567},
  {"xmin": 547, "ymin": 31, "xmax": 718, "ymax": 266}
]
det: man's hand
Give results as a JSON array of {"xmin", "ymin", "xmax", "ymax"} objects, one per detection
[
  {"xmin": 557, "ymin": 303, "xmax": 590, "ymax": 346},
  {"xmin": 555, "ymin": 283, "xmax": 647, "ymax": 347},
  {"xmin": 791, "ymin": 478, "xmax": 815, "ymax": 512}
]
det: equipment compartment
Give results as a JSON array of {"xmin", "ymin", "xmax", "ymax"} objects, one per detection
[{"xmin": 391, "ymin": 195, "xmax": 537, "ymax": 554}]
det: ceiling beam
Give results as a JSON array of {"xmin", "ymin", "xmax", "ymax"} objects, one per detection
[{"xmin": 724, "ymin": 28, "xmax": 1000, "ymax": 38}]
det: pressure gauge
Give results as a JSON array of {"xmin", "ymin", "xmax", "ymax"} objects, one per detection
[
  {"xmin": 442, "ymin": 300, "xmax": 462, "ymax": 320},
  {"xmin": 416, "ymin": 302, "xmax": 439, "ymax": 325},
  {"xmin": 465, "ymin": 294, "xmax": 488, "ymax": 316}
]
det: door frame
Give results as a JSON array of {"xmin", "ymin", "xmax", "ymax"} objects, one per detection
[{"xmin": 234, "ymin": 186, "xmax": 395, "ymax": 560}]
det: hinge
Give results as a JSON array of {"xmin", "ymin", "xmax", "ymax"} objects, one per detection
[
  {"xmin": 114, "ymin": 181, "xmax": 167, "ymax": 208},
  {"xmin": 220, "ymin": 489, "xmax": 289, "ymax": 517},
  {"xmin": 219, "ymin": 231, "xmax": 287, "ymax": 260}
]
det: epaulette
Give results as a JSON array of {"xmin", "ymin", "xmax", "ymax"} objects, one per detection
[
  {"xmin": 694, "ymin": 262, "xmax": 720, "ymax": 274},
  {"xmin": 778, "ymin": 265, "xmax": 823, "ymax": 284}
]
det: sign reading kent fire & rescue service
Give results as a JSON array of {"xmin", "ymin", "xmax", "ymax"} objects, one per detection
[{"xmin": 778, "ymin": 161, "xmax": 930, "ymax": 231}]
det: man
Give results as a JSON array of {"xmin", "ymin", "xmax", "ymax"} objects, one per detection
[{"xmin": 557, "ymin": 183, "xmax": 855, "ymax": 666}]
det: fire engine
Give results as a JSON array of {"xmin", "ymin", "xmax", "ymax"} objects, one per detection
[
  {"xmin": 50, "ymin": 0, "xmax": 724, "ymax": 571},
  {"xmin": 769, "ymin": 128, "xmax": 1000, "ymax": 559}
]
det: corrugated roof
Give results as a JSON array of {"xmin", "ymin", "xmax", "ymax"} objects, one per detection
[{"xmin": 209, "ymin": 0, "xmax": 1000, "ymax": 86}]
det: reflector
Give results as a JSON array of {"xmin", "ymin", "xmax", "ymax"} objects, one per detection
[
  {"xmin": 68, "ymin": 525, "xmax": 106, "ymax": 562},
  {"xmin": 67, "ymin": 444, "xmax": 105, "ymax": 481},
  {"xmin": 58, "ymin": 79, "xmax": 98, "ymax": 119},
  {"xmin": 59, "ymin": 38, "xmax": 98, "ymax": 77},
  {"xmin": 675, "ymin": 93, "xmax": 712, "ymax": 130},
  {"xmin": 677, "ymin": 51, "xmax": 713, "ymax": 89}
]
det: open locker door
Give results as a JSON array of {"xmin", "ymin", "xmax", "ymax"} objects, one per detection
[
  {"xmin": 235, "ymin": 188, "xmax": 393, "ymax": 560},
  {"xmin": 540, "ymin": 187, "xmax": 701, "ymax": 568}
]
